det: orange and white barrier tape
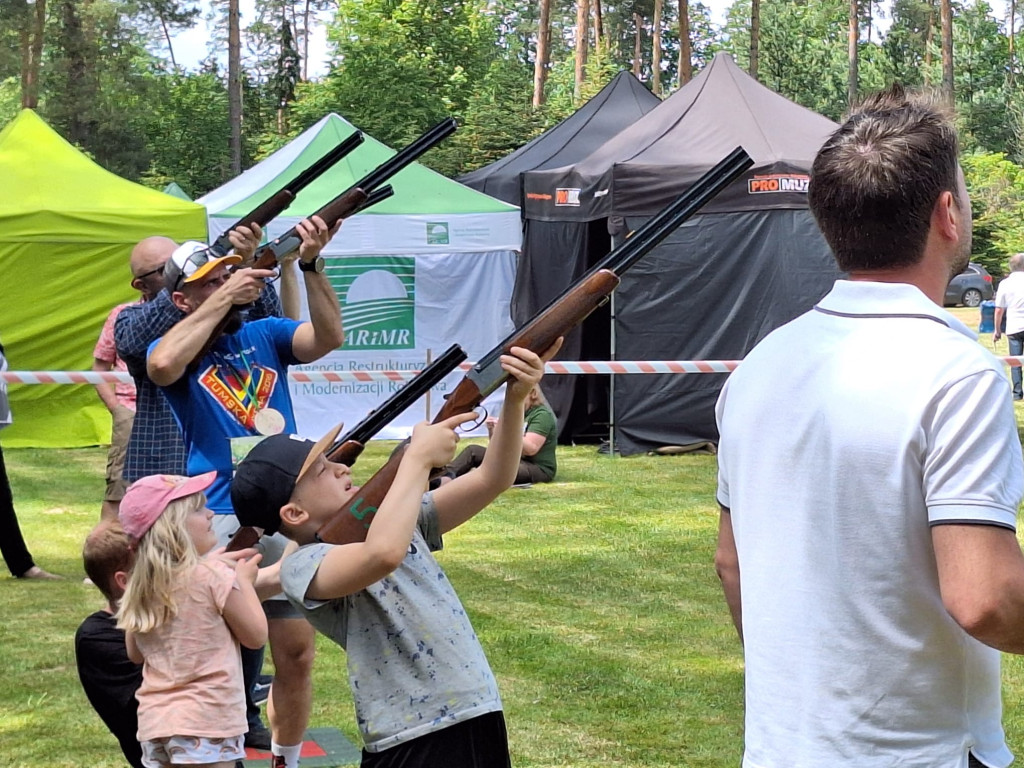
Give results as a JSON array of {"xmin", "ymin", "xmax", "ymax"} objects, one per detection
[{"xmin": 4, "ymin": 356, "xmax": 1023, "ymax": 385}]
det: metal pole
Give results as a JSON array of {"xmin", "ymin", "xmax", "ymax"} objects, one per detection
[
  {"xmin": 424, "ymin": 348, "xmax": 433, "ymax": 420},
  {"xmin": 609, "ymin": 290, "xmax": 616, "ymax": 457}
]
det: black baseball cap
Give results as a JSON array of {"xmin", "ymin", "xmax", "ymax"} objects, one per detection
[{"xmin": 231, "ymin": 423, "xmax": 343, "ymax": 534}]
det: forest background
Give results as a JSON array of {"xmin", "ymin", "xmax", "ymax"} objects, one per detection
[{"xmin": 5, "ymin": 0, "xmax": 1024, "ymax": 276}]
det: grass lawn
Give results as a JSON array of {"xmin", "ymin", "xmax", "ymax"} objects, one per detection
[{"xmin": 2, "ymin": 305, "xmax": 1024, "ymax": 767}]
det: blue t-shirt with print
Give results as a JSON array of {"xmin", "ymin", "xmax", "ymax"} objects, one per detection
[{"xmin": 150, "ymin": 317, "xmax": 301, "ymax": 514}]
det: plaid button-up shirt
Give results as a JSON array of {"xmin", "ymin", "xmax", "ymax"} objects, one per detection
[{"xmin": 114, "ymin": 286, "xmax": 282, "ymax": 482}]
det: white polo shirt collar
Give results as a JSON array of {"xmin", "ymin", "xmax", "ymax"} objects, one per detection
[{"xmin": 815, "ymin": 279, "xmax": 976, "ymax": 342}]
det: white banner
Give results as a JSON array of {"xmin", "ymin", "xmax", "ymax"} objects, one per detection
[{"xmin": 286, "ymin": 249, "xmax": 517, "ymax": 440}]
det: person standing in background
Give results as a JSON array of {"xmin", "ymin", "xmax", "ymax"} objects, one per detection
[
  {"xmin": 0, "ymin": 340, "xmax": 60, "ymax": 580},
  {"xmin": 993, "ymin": 252, "xmax": 1024, "ymax": 400},
  {"xmin": 92, "ymin": 301, "xmax": 137, "ymax": 521}
]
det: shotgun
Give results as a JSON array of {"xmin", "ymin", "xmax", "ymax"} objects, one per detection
[
  {"xmin": 209, "ymin": 131, "xmax": 365, "ymax": 257},
  {"xmin": 225, "ymin": 343, "xmax": 469, "ymax": 551},
  {"xmin": 315, "ymin": 146, "xmax": 755, "ymax": 545},
  {"xmin": 250, "ymin": 118, "xmax": 457, "ymax": 265},
  {"xmin": 189, "ymin": 119, "xmax": 457, "ymax": 369}
]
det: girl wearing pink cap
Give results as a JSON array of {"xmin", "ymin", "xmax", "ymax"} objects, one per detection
[{"xmin": 116, "ymin": 472, "xmax": 267, "ymax": 768}]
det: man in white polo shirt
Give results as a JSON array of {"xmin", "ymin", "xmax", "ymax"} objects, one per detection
[
  {"xmin": 715, "ymin": 85, "xmax": 1024, "ymax": 768},
  {"xmin": 994, "ymin": 252, "xmax": 1024, "ymax": 399}
]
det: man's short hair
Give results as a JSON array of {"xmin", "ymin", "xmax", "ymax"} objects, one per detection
[
  {"xmin": 1009, "ymin": 253, "xmax": 1024, "ymax": 272},
  {"xmin": 808, "ymin": 84, "xmax": 961, "ymax": 272},
  {"xmin": 82, "ymin": 521, "xmax": 135, "ymax": 607}
]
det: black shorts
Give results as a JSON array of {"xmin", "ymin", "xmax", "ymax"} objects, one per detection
[{"xmin": 361, "ymin": 711, "xmax": 511, "ymax": 768}]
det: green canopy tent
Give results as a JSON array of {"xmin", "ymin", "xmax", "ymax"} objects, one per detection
[
  {"xmin": 162, "ymin": 181, "xmax": 193, "ymax": 201},
  {"xmin": 0, "ymin": 109, "xmax": 207, "ymax": 447},
  {"xmin": 199, "ymin": 113, "xmax": 522, "ymax": 440}
]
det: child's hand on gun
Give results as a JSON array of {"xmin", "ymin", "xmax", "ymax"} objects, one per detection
[
  {"xmin": 500, "ymin": 339, "xmax": 562, "ymax": 402},
  {"xmin": 406, "ymin": 413, "xmax": 479, "ymax": 470}
]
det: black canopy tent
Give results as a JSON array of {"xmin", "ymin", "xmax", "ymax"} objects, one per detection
[
  {"xmin": 459, "ymin": 71, "xmax": 661, "ymax": 206},
  {"xmin": 518, "ymin": 52, "xmax": 844, "ymax": 453}
]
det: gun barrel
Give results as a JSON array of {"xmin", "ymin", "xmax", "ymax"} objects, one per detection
[
  {"xmin": 600, "ymin": 147, "xmax": 752, "ymax": 275},
  {"xmin": 328, "ymin": 344, "xmax": 468, "ymax": 451},
  {"xmin": 212, "ymin": 132, "xmax": 365, "ymax": 256},
  {"xmin": 355, "ymin": 118, "xmax": 457, "ymax": 193},
  {"xmin": 473, "ymin": 147, "xmax": 753, "ymax": 376},
  {"xmin": 353, "ymin": 185, "xmax": 394, "ymax": 215},
  {"xmin": 284, "ymin": 131, "xmax": 364, "ymax": 194}
]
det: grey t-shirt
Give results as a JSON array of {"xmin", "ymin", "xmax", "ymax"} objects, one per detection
[{"xmin": 280, "ymin": 494, "xmax": 502, "ymax": 753}]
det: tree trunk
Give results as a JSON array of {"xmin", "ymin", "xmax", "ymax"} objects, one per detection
[
  {"xmin": 940, "ymin": 0, "xmax": 953, "ymax": 106},
  {"xmin": 1011, "ymin": 0, "xmax": 1017, "ymax": 88},
  {"xmin": 21, "ymin": 0, "xmax": 45, "ymax": 109},
  {"xmin": 533, "ymin": 0, "xmax": 551, "ymax": 107},
  {"xmin": 159, "ymin": 13, "xmax": 178, "ymax": 71},
  {"xmin": 633, "ymin": 12, "xmax": 642, "ymax": 78},
  {"xmin": 652, "ymin": 0, "xmax": 663, "ymax": 95},
  {"xmin": 593, "ymin": 0, "xmax": 603, "ymax": 43},
  {"xmin": 678, "ymin": 0, "xmax": 692, "ymax": 85},
  {"xmin": 302, "ymin": 0, "xmax": 312, "ymax": 81},
  {"xmin": 848, "ymin": 0, "xmax": 858, "ymax": 106},
  {"xmin": 574, "ymin": 0, "xmax": 589, "ymax": 102},
  {"xmin": 228, "ymin": 0, "xmax": 242, "ymax": 175},
  {"xmin": 750, "ymin": 0, "xmax": 760, "ymax": 80},
  {"xmin": 924, "ymin": 5, "xmax": 933, "ymax": 85}
]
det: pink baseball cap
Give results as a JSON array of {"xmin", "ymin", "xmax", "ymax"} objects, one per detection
[{"xmin": 119, "ymin": 472, "xmax": 217, "ymax": 540}]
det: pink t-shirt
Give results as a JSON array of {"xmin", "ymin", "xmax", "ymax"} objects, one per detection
[
  {"xmin": 134, "ymin": 559, "xmax": 246, "ymax": 741},
  {"xmin": 93, "ymin": 302, "xmax": 137, "ymax": 411}
]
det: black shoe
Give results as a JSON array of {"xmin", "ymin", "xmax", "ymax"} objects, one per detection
[{"xmin": 244, "ymin": 723, "xmax": 272, "ymax": 751}]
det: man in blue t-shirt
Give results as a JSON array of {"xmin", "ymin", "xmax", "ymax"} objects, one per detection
[{"xmin": 146, "ymin": 215, "xmax": 342, "ymax": 768}]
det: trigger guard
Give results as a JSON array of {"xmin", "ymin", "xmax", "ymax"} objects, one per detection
[{"xmin": 460, "ymin": 406, "xmax": 488, "ymax": 432}]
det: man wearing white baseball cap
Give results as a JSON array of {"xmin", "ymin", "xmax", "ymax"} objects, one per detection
[{"xmin": 146, "ymin": 215, "xmax": 341, "ymax": 766}]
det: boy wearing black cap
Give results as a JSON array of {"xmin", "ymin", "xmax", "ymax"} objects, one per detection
[{"xmin": 231, "ymin": 345, "xmax": 552, "ymax": 768}]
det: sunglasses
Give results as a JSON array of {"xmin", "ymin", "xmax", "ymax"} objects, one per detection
[
  {"xmin": 134, "ymin": 265, "xmax": 165, "ymax": 281},
  {"xmin": 170, "ymin": 247, "xmax": 219, "ymax": 291}
]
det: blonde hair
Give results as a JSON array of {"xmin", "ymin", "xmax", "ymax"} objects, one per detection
[{"xmin": 116, "ymin": 493, "xmax": 204, "ymax": 634}]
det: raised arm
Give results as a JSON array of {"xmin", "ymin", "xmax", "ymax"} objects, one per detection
[
  {"xmin": 432, "ymin": 341, "xmax": 560, "ymax": 533},
  {"xmin": 289, "ymin": 216, "xmax": 344, "ymax": 362},
  {"xmin": 146, "ymin": 269, "xmax": 275, "ymax": 386},
  {"xmin": 306, "ymin": 413, "xmax": 475, "ymax": 600}
]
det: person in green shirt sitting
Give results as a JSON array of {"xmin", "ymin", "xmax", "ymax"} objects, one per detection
[{"xmin": 442, "ymin": 385, "xmax": 557, "ymax": 485}]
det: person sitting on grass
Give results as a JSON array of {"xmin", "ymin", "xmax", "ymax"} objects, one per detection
[
  {"xmin": 229, "ymin": 343, "xmax": 556, "ymax": 768},
  {"xmin": 440, "ymin": 383, "xmax": 557, "ymax": 485},
  {"xmin": 116, "ymin": 473, "xmax": 267, "ymax": 768}
]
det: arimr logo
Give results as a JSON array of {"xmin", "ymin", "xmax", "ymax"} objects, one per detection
[
  {"xmin": 555, "ymin": 188, "xmax": 581, "ymax": 206},
  {"xmin": 331, "ymin": 256, "xmax": 415, "ymax": 350},
  {"xmin": 426, "ymin": 222, "xmax": 449, "ymax": 245},
  {"xmin": 748, "ymin": 174, "xmax": 810, "ymax": 194}
]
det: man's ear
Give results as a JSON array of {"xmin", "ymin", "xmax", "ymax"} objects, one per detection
[
  {"xmin": 130, "ymin": 277, "xmax": 145, "ymax": 293},
  {"xmin": 170, "ymin": 290, "xmax": 191, "ymax": 313},
  {"xmin": 113, "ymin": 570, "xmax": 129, "ymax": 596},
  {"xmin": 933, "ymin": 189, "xmax": 962, "ymax": 242}
]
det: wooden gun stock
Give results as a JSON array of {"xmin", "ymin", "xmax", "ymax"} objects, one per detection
[
  {"xmin": 315, "ymin": 453, "xmax": 405, "ymax": 544},
  {"xmin": 225, "ymin": 524, "xmax": 263, "ymax": 552}
]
